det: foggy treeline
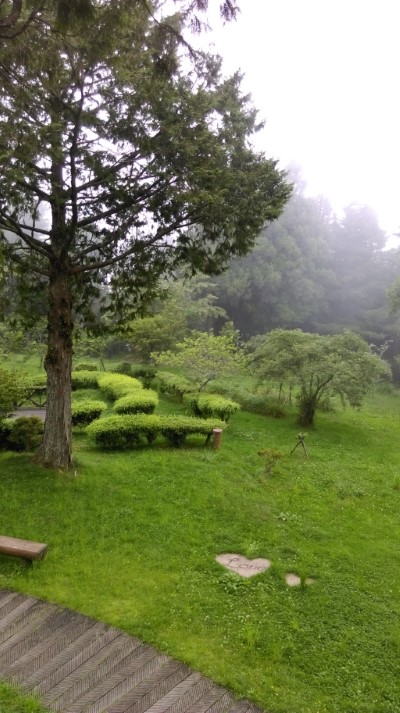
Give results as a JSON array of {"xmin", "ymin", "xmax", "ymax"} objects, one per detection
[
  {"xmin": 209, "ymin": 172, "xmax": 400, "ymax": 361},
  {"xmin": 122, "ymin": 171, "xmax": 400, "ymax": 380}
]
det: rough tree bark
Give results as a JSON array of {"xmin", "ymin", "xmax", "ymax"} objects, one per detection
[{"xmin": 36, "ymin": 269, "xmax": 73, "ymax": 469}]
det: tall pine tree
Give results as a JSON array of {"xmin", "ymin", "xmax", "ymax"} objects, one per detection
[{"xmin": 0, "ymin": 1, "xmax": 290, "ymax": 468}]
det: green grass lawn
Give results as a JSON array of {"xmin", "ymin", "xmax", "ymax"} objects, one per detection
[
  {"xmin": 1, "ymin": 390, "xmax": 400, "ymax": 712},
  {"xmin": 0, "ymin": 683, "xmax": 49, "ymax": 713}
]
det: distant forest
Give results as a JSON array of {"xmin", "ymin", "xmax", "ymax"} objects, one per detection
[{"xmin": 207, "ymin": 171, "xmax": 400, "ymax": 374}]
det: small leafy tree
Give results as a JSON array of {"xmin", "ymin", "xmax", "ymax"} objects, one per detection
[
  {"xmin": 153, "ymin": 331, "xmax": 245, "ymax": 391},
  {"xmin": 248, "ymin": 329, "xmax": 391, "ymax": 426},
  {"xmin": 127, "ymin": 276, "xmax": 227, "ymax": 361}
]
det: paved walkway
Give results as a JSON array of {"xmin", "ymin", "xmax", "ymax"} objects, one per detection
[
  {"xmin": 11, "ymin": 408, "xmax": 46, "ymax": 420},
  {"xmin": 0, "ymin": 590, "xmax": 263, "ymax": 713}
]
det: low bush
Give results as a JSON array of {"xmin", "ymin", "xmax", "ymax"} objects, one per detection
[
  {"xmin": 113, "ymin": 389, "xmax": 159, "ymax": 415},
  {"xmin": 112, "ymin": 362, "xmax": 133, "ymax": 376},
  {"xmin": 71, "ymin": 370, "xmax": 99, "ymax": 390},
  {"xmin": 131, "ymin": 366, "xmax": 157, "ymax": 388},
  {"xmin": 87, "ymin": 413, "xmax": 224, "ymax": 449},
  {"xmin": 182, "ymin": 393, "xmax": 201, "ymax": 415},
  {"xmin": 184, "ymin": 393, "xmax": 240, "ymax": 422},
  {"xmin": 74, "ymin": 363, "xmax": 98, "ymax": 372},
  {"xmin": 87, "ymin": 414, "xmax": 161, "ymax": 448},
  {"xmin": 156, "ymin": 372, "xmax": 194, "ymax": 401},
  {"xmin": 0, "ymin": 419, "xmax": 13, "ymax": 449},
  {"xmin": 23, "ymin": 373, "xmax": 47, "ymax": 389},
  {"xmin": 7, "ymin": 416, "xmax": 44, "ymax": 452},
  {"xmin": 160, "ymin": 415, "xmax": 225, "ymax": 447},
  {"xmin": 72, "ymin": 399, "xmax": 107, "ymax": 427},
  {"xmin": 97, "ymin": 373, "xmax": 143, "ymax": 400}
]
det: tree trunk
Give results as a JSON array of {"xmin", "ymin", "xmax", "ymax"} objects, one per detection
[{"xmin": 36, "ymin": 270, "xmax": 73, "ymax": 469}]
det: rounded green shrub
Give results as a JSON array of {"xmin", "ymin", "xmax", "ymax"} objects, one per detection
[
  {"xmin": 23, "ymin": 373, "xmax": 47, "ymax": 389},
  {"xmin": 184, "ymin": 393, "xmax": 240, "ymax": 421},
  {"xmin": 160, "ymin": 415, "xmax": 224, "ymax": 447},
  {"xmin": 71, "ymin": 370, "xmax": 99, "ymax": 390},
  {"xmin": 113, "ymin": 389, "xmax": 159, "ymax": 415},
  {"xmin": 183, "ymin": 392, "xmax": 201, "ymax": 416},
  {"xmin": 112, "ymin": 362, "xmax": 133, "ymax": 376},
  {"xmin": 87, "ymin": 414, "xmax": 161, "ymax": 448},
  {"xmin": 97, "ymin": 373, "xmax": 143, "ymax": 400},
  {"xmin": 74, "ymin": 363, "xmax": 98, "ymax": 372},
  {"xmin": 131, "ymin": 366, "xmax": 157, "ymax": 388},
  {"xmin": 8, "ymin": 417, "xmax": 44, "ymax": 451},
  {"xmin": 72, "ymin": 399, "xmax": 107, "ymax": 427},
  {"xmin": 156, "ymin": 372, "xmax": 194, "ymax": 400},
  {"xmin": 87, "ymin": 413, "xmax": 224, "ymax": 449}
]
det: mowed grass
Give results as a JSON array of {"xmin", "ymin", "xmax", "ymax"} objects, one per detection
[
  {"xmin": 0, "ymin": 682, "xmax": 49, "ymax": 713},
  {"xmin": 1, "ymin": 391, "xmax": 400, "ymax": 712}
]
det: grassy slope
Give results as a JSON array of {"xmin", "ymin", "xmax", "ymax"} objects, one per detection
[{"xmin": 0, "ymin": 391, "xmax": 400, "ymax": 712}]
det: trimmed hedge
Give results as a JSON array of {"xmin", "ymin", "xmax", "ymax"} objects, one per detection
[
  {"xmin": 131, "ymin": 366, "xmax": 157, "ymax": 388},
  {"xmin": 113, "ymin": 389, "xmax": 159, "ymax": 415},
  {"xmin": 112, "ymin": 362, "xmax": 133, "ymax": 376},
  {"xmin": 97, "ymin": 373, "xmax": 143, "ymax": 400},
  {"xmin": 72, "ymin": 399, "xmax": 107, "ymax": 427},
  {"xmin": 156, "ymin": 371, "xmax": 194, "ymax": 401},
  {"xmin": 87, "ymin": 413, "xmax": 225, "ymax": 449},
  {"xmin": 183, "ymin": 393, "xmax": 240, "ymax": 422},
  {"xmin": 160, "ymin": 415, "xmax": 224, "ymax": 447},
  {"xmin": 74, "ymin": 363, "xmax": 98, "ymax": 372},
  {"xmin": 71, "ymin": 370, "xmax": 99, "ymax": 390},
  {"xmin": 87, "ymin": 414, "xmax": 160, "ymax": 448},
  {"xmin": 23, "ymin": 374, "xmax": 47, "ymax": 389}
]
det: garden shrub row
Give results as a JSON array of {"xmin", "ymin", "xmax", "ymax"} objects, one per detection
[
  {"xmin": 96, "ymin": 372, "xmax": 143, "ymax": 400},
  {"xmin": 183, "ymin": 393, "xmax": 240, "ymax": 422},
  {"xmin": 23, "ymin": 373, "xmax": 47, "ymax": 389},
  {"xmin": 113, "ymin": 389, "xmax": 158, "ymax": 415},
  {"xmin": 112, "ymin": 364, "xmax": 157, "ymax": 388},
  {"xmin": 71, "ymin": 370, "xmax": 99, "ymax": 390},
  {"xmin": 72, "ymin": 399, "xmax": 107, "ymax": 427},
  {"xmin": 87, "ymin": 413, "xmax": 225, "ymax": 449},
  {"xmin": 156, "ymin": 371, "xmax": 194, "ymax": 400},
  {"xmin": 74, "ymin": 363, "xmax": 98, "ymax": 372},
  {"xmin": 131, "ymin": 366, "xmax": 157, "ymax": 388}
]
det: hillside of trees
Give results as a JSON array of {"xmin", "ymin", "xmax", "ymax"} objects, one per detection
[{"xmin": 118, "ymin": 171, "xmax": 400, "ymax": 378}]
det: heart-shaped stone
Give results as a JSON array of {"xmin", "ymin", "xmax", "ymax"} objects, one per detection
[{"xmin": 216, "ymin": 553, "xmax": 271, "ymax": 578}]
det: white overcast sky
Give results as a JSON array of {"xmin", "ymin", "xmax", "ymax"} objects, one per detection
[{"xmin": 196, "ymin": 0, "xmax": 400, "ymax": 239}]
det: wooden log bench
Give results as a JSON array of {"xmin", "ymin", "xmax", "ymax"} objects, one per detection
[{"xmin": 0, "ymin": 536, "xmax": 48, "ymax": 563}]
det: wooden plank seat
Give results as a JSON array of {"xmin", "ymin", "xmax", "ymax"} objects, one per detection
[{"xmin": 0, "ymin": 536, "xmax": 48, "ymax": 562}]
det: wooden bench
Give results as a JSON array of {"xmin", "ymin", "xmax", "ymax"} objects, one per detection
[{"xmin": 0, "ymin": 536, "xmax": 48, "ymax": 563}]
